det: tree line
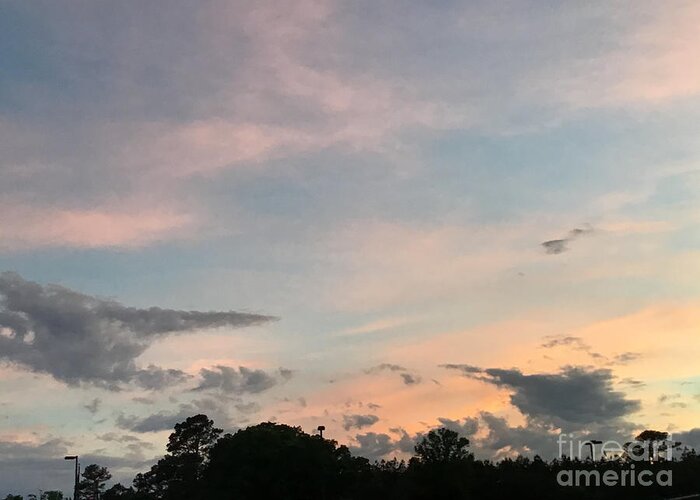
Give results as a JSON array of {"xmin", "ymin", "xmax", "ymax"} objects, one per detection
[{"xmin": 6, "ymin": 414, "xmax": 700, "ymax": 500}]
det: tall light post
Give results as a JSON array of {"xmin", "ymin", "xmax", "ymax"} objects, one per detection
[
  {"xmin": 317, "ymin": 425, "xmax": 325, "ymax": 438},
  {"xmin": 584, "ymin": 440, "xmax": 602, "ymax": 461},
  {"xmin": 64, "ymin": 455, "xmax": 79, "ymax": 500}
]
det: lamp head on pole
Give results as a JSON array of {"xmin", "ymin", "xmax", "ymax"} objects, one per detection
[{"xmin": 64, "ymin": 455, "xmax": 77, "ymax": 460}]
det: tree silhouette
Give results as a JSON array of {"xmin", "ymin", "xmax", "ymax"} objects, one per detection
[
  {"xmin": 102, "ymin": 484, "xmax": 133, "ymax": 500},
  {"xmin": 133, "ymin": 414, "xmax": 221, "ymax": 500},
  {"xmin": 167, "ymin": 414, "xmax": 222, "ymax": 461},
  {"xmin": 203, "ymin": 422, "xmax": 370, "ymax": 500},
  {"xmin": 414, "ymin": 428, "xmax": 472, "ymax": 464},
  {"xmin": 634, "ymin": 429, "xmax": 671, "ymax": 462},
  {"xmin": 78, "ymin": 464, "xmax": 112, "ymax": 500},
  {"xmin": 111, "ymin": 414, "xmax": 700, "ymax": 500}
]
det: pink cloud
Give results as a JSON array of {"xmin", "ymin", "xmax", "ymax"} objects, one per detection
[
  {"xmin": 0, "ymin": 203, "xmax": 193, "ymax": 250},
  {"xmin": 547, "ymin": 2, "xmax": 700, "ymax": 107}
]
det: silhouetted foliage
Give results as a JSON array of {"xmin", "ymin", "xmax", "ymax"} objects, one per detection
[
  {"xmin": 78, "ymin": 464, "xmax": 112, "ymax": 500},
  {"xmin": 203, "ymin": 422, "xmax": 371, "ymax": 500},
  {"xmin": 34, "ymin": 415, "xmax": 700, "ymax": 500},
  {"xmin": 414, "ymin": 427, "xmax": 472, "ymax": 464},
  {"xmin": 132, "ymin": 414, "xmax": 221, "ymax": 500},
  {"xmin": 102, "ymin": 484, "xmax": 133, "ymax": 500}
]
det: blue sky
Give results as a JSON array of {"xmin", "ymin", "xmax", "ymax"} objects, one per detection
[{"xmin": 1, "ymin": 0, "xmax": 700, "ymax": 495}]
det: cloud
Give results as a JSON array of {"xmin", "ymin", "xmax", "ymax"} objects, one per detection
[
  {"xmin": 439, "ymin": 363, "xmax": 482, "ymax": 374},
  {"xmin": 437, "ymin": 416, "xmax": 479, "ymax": 437},
  {"xmin": 365, "ymin": 363, "xmax": 422, "ymax": 385},
  {"xmin": 348, "ymin": 432, "xmax": 395, "ymax": 461},
  {"xmin": 234, "ymin": 402, "xmax": 260, "ymax": 415},
  {"xmin": 443, "ymin": 363, "xmax": 640, "ymax": 429},
  {"xmin": 479, "ymin": 366, "xmax": 640, "ymax": 428},
  {"xmin": 116, "ymin": 397, "xmax": 231, "ymax": 433},
  {"xmin": 83, "ymin": 398, "xmax": 102, "ymax": 415},
  {"xmin": 365, "ymin": 363, "xmax": 406, "ymax": 373},
  {"xmin": 131, "ymin": 396, "xmax": 156, "ymax": 405},
  {"xmin": 541, "ymin": 225, "xmax": 594, "ymax": 255},
  {"xmin": 674, "ymin": 428, "xmax": 700, "ymax": 451},
  {"xmin": 620, "ymin": 378, "xmax": 646, "ymax": 389},
  {"xmin": 612, "ymin": 352, "xmax": 642, "ymax": 364},
  {"xmin": 540, "ymin": 335, "xmax": 639, "ymax": 365},
  {"xmin": 0, "ymin": 272, "xmax": 275, "ymax": 389},
  {"xmin": 133, "ymin": 365, "xmax": 192, "ymax": 391},
  {"xmin": 348, "ymin": 427, "xmax": 417, "ymax": 461},
  {"xmin": 476, "ymin": 412, "xmax": 559, "ymax": 459},
  {"xmin": 399, "ymin": 373, "xmax": 421, "ymax": 385},
  {"xmin": 0, "ymin": 436, "xmax": 152, "ymax": 495},
  {"xmin": 342, "ymin": 414, "xmax": 379, "ymax": 431},
  {"xmin": 116, "ymin": 411, "xmax": 190, "ymax": 434},
  {"xmin": 97, "ymin": 432, "xmax": 144, "ymax": 444},
  {"xmin": 540, "ymin": 336, "xmax": 588, "ymax": 350},
  {"xmin": 0, "ymin": 202, "xmax": 194, "ymax": 251},
  {"xmin": 658, "ymin": 393, "xmax": 682, "ymax": 404},
  {"xmin": 193, "ymin": 365, "xmax": 288, "ymax": 394}
]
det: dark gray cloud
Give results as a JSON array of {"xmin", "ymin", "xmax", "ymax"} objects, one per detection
[
  {"xmin": 620, "ymin": 378, "xmax": 646, "ymax": 389},
  {"xmin": 343, "ymin": 414, "xmax": 379, "ymax": 431},
  {"xmin": 193, "ymin": 365, "xmax": 287, "ymax": 394},
  {"xmin": 116, "ymin": 397, "xmax": 231, "ymax": 433},
  {"xmin": 83, "ymin": 397, "xmax": 102, "ymax": 415},
  {"xmin": 133, "ymin": 365, "xmax": 191, "ymax": 391},
  {"xmin": 540, "ymin": 335, "xmax": 640, "ymax": 365},
  {"xmin": 365, "ymin": 363, "xmax": 422, "ymax": 385},
  {"xmin": 439, "ymin": 363, "xmax": 482, "ymax": 374},
  {"xmin": 542, "ymin": 225, "xmax": 594, "ymax": 254},
  {"xmin": 365, "ymin": 363, "xmax": 406, "ymax": 373},
  {"xmin": 477, "ymin": 412, "xmax": 559, "ymax": 459},
  {"xmin": 0, "ymin": 272, "xmax": 275, "ymax": 390},
  {"xmin": 674, "ymin": 429, "xmax": 700, "ymax": 451},
  {"xmin": 540, "ymin": 335, "xmax": 588, "ymax": 350},
  {"xmin": 400, "ymin": 373, "xmax": 421, "ymax": 385},
  {"xmin": 541, "ymin": 239, "xmax": 568, "ymax": 254},
  {"xmin": 349, "ymin": 428, "xmax": 417, "ymax": 461},
  {"xmin": 437, "ymin": 416, "xmax": 479, "ymax": 437},
  {"xmin": 348, "ymin": 432, "xmax": 395, "ymax": 461},
  {"xmin": 116, "ymin": 411, "xmax": 188, "ymax": 433},
  {"xmin": 433, "ymin": 412, "xmax": 638, "ymax": 461},
  {"xmin": 442, "ymin": 363, "xmax": 639, "ymax": 429},
  {"xmin": 612, "ymin": 352, "xmax": 641, "ymax": 364},
  {"xmin": 480, "ymin": 367, "xmax": 640, "ymax": 428},
  {"xmin": 539, "ymin": 335, "xmax": 604, "ymax": 360}
]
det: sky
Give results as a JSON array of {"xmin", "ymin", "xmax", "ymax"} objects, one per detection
[{"xmin": 2, "ymin": 0, "xmax": 700, "ymax": 494}]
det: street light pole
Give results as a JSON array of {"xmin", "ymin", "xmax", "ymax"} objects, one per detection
[
  {"xmin": 584, "ymin": 440, "xmax": 603, "ymax": 461},
  {"xmin": 64, "ymin": 455, "xmax": 79, "ymax": 500}
]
